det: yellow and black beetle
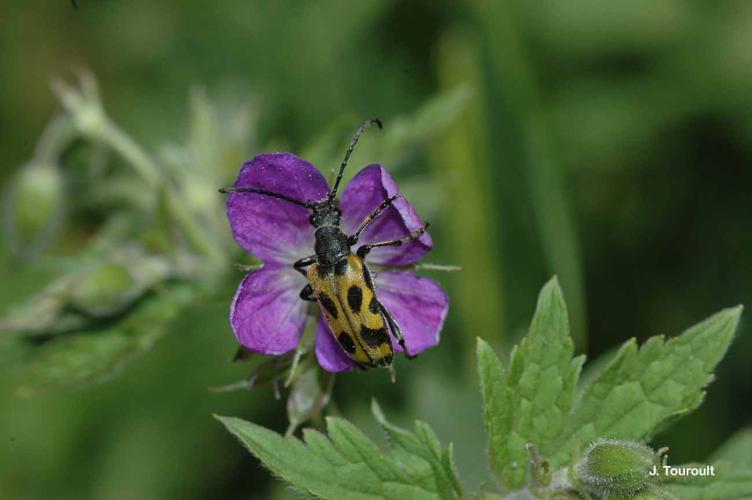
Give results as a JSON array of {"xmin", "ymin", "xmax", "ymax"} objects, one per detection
[{"xmin": 220, "ymin": 119, "xmax": 425, "ymax": 369}]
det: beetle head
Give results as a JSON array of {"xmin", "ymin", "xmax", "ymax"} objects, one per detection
[{"xmin": 309, "ymin": 200, "xmax": 341, "ymax": 228}]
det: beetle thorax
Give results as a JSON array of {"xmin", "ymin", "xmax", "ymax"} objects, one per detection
[{"xmin": 314, "ymin": 225, "xmax": 351, "ymax": 266}]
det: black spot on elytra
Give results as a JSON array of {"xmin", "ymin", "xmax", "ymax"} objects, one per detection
[
  {"xmin": 318, "ymin": 293, "xmax": 338, "ymax": 319},
  {"xmin": 347, "ymin": 285, "xmax": 363, "ymax": 312},
  {"xmin": 368, "ymin": 297, "xmax": 380, "ymax": 314},
  {"xmin": 334, "ymin": 259, "xmax": 349, "ymax": 276},
  {"xmin": 361, "ymin": 325, "xmax": 389, "ymax": 348},
  {"xmin": 337, "ymin": 332, "xmax": 357, "ymax": 354}
]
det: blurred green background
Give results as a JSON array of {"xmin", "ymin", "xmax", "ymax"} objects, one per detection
[{"xmin": 1, "ymin": 1, "xmax": 751, "ymax": 498}]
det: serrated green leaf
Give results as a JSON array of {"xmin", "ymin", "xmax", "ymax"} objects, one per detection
[
  {"xmin": 576, "ymin": 343, "xmax": 620, "ymax": 399},
  {"xmin": 709, "ymin": 427, "xmax": 752, "ymax": 469},
  {"xmin": 476, "ymin": 337, "xmax": 510, "ymax": 487},
  {"xmin": 663, "ymin": 463, "xmax": 752, "ymax": 499},
  {"xmin": 552, "ymin": 306, "xmax": 742, "ymax": 466},
  {"xmin": 218, "ymin": 416, "xmax": 374, "ymax": 500},
  {"xmin": 16, "ymin": 285, "xmax": 196, "ymax": 395},
  {"xmin": 218, "ymin": 403, "xmax": 463, "ymax": 500},
  {"xmin": 372, "ymin": 400, "xmax": 463, "ymax": 500},
  {"xmin": 478, "ymin": 278, "xmax": 584, "ymax": 489},
  {"xmin": 442, "ymin": 443, "xmax": 463, "ymax": 496}
]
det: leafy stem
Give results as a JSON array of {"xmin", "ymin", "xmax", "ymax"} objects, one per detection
[{"xmin": 51, "ymin": 71, "xmax": 226, "ymax": 265}]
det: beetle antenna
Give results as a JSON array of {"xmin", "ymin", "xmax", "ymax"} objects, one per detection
[
  {"xmin": 328, "ymin": 118, "xmax": 383, "ymax": 202},
  {"xmin": 219, "ymin": 186, "xmax": 313, "ymax": 209}
]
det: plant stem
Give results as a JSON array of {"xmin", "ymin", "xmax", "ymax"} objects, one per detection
[
  {"xmin": 33, "ymin": 114, "xmax": 77, "ymax": 164},
  {"xmin": 88, "ymin": 116, "xmax": 226, "ymax": 265},
  {"xmin": 165, "ymin": 188, "xmax": 226, "ymax": 265},
  {"xmin": 96, "ymin": 117, "xmax": 161, "ymax": 188}
]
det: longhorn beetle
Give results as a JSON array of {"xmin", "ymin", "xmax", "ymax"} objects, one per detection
[{"xmin": 220, "ymin": 119, "xmax": 427, "ymax": 369}]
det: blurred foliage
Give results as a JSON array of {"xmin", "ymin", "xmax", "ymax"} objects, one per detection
[{"xmin": 1, "ymin": 0, "xmax": 751, "ymax": 499}]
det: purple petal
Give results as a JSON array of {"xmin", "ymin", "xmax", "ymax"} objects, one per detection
[
  {"xmin": 230, "ymin": 265, "xmax": 309, "ymax": 355},
  {"xmin": 340, "ymin": 165, "xmax": 432, "ymax": 265},
  {"xmin": 315, "ymin": 317, "xmax": 356, "ymax": 372},
  {"xmin": 227, "ymin": 153, "xmax": 330, "ymax": 263},
  {"xmin": 376, "ymin": 271, "xmax": 448, "ymax": 355}
]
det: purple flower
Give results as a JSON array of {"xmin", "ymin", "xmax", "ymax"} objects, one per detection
[{"xmin": 226, "ymin": 152, "xmax": 448, "ymax": 372}]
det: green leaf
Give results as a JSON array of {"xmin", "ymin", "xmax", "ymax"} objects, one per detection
[
  {"xmin": 477, "ymin": 277, "xmax": 584, "ymax": 489},
  {"xmin": 16, "ymin": 285, "xmax": 196, "ymax": 395},
  {"xmin": 663, "ymin": 463, "xmax": 752, "ymax": 499},
  {"xmin": 663, "ymin": 428, "xmax": 752, "ymax": 499},
  {"xmin": 477, "ymin": 337, "xmax": 509, "ymax": 488},
  {"xmin": 217, "ymin": 402, "xmax": 463, "ymax": 500},
  {"xmin": 552, "ymin": 306, "xmax": 742, "ymax": 466},
  {"xmin": 371, "ymin": 400, "xmax": 463, "ymax": 499},
  {"xmin": 710, "ymin": 427, "xmax": 752, "ymax": 470}
]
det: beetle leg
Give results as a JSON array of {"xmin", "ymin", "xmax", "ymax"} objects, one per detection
[
  {"xmin": 353, "ymin": 360, "xmax": 369, "ymax": 371},
  {"xmin": 348, "ymin": 195, "xmax": 399, "ymax": 245},
  {"xmin": 293, "ymin": 254, "xmax": 317, "ymax": 276},
  {"xmin": 299, "ymin": 284, "xmax": 316, "ymax": 302},
  {"xmin": 380, "ymin": 302, "xmax": 417, "ymax": 359},
  {"xmin": 356, "ymin": 223, "xmax": 429, "ymax": 258}
]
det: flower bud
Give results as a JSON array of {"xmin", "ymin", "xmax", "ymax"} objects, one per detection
[
  {"xmin": 3, "ymin": 162, "xmax": 65, "ymax": 257},
  {"xmin": 52, "ymin": 71, "xmax": 105, "ymax": 136},
  {"xmin": 286, "ymin": 366, "xmax": 334, "ymax": 437},
  {"xmin": 576, "ymin": 439, "xmax": 658, "ymax": 496}
]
